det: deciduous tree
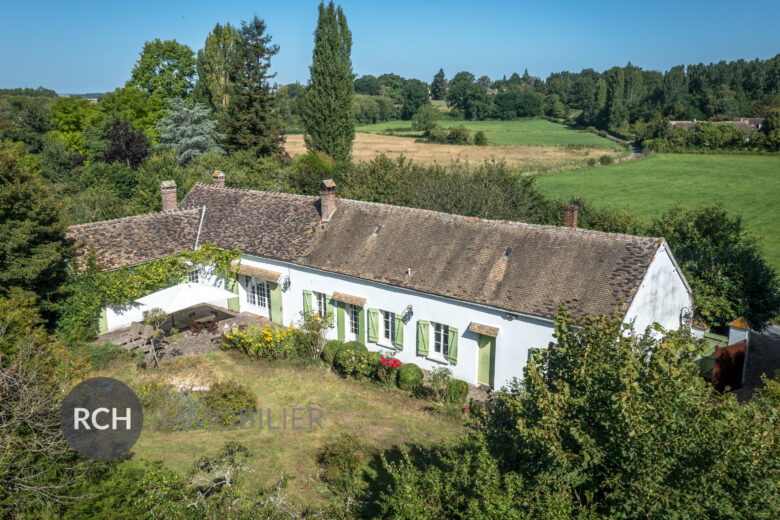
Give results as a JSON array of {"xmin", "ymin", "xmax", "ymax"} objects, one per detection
[
  {"xmin": 127, "ymin": 39, "xmax": 196, "ymax": 99},
  {"xmin": 193, "ymin": 23, "xmax": 238, "ymax": 113}
]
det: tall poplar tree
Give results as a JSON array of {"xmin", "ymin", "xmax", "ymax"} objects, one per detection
[
  {"xmin": 304, "ymin": 1, "xmax": 355, "ymax": 161},
  {"xmin": 606, "ymin": 67, "xmax": 628, "ymax": 129},
  {"xmin": 193, "ymin": 23, "xmax": 238, "ymax": 114},
  {"xmin": 223, "ymin": 16, "xmax": 284, "ymax": 157}
]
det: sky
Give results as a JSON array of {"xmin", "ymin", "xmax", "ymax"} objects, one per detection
[{"xmin": 1, "ymin": 0, "xmax": 778, "ymax": 93}]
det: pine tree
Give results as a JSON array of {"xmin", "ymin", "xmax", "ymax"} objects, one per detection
[
  {"xmin": 304, "ymin": 1, "xmax": 355, "ymax": 162},
  {"xmin": 223, "ymin": 16, "xmax": 284, "ymax": 157},
  {"xmin": 431, "ymin": 68, "xmax": 447, "ymax": 100},
  {"xmin": 0, "ymin": 142, "xmax": 69, "ymax": 325},
  {"xmin": 156, "ymin": 98, "xmax": 225, "ymax": 164}
]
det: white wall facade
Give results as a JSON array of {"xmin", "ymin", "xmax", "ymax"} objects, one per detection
[
  {"xmin": 237, "ymin": 254, "xmax": 555, "ymax": 390},
  {"xmin": 624, "ymin": 241, "xmax": 693, "ymax": 335}
]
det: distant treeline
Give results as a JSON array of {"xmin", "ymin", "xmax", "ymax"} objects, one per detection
[{"xmin": 0, "ymin": 87, "xmax": 57, "ymax": 97}]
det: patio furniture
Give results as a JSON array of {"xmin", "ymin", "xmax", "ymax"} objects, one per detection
[
  {"xmin": 119, "ymin": 322, "xmax": 143, "ymax": 349},
  {"xmin": 206, "ymin": 320, "xmax": 219, "ymax": 335},
  {"xmin": 189, "ymin": 321, "xmax": 204, "ymax": 336}
]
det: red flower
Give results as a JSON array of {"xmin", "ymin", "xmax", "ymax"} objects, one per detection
[{"xmin": 380, "ymin": 358, "xmax": 387, "ymax": 365}]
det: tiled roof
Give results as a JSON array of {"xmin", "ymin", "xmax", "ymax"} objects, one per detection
[
  {"xmin": 69, "ymin": 183, "xmax": 664, "ymax": 320},
  {"xmin": 67, "ymin": 208, "xmax": 202, "ymax": 270}
]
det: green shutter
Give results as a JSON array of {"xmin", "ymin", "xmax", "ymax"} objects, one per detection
[
  {"xmin": 179, "ymin": 271, "xmax": 189, "ymax": 283},
  {"xmin": 417, "ymin": 320, "xmax": 429, "ymax": 356},
  {"xmin": 367, "ymin": 309, "xmax": 379, "ymax": 342},
  {"xmin": 358, "ymin": 307, "xmax": 365, "ymax": 344},
  {"xmin": 393, "ymin": 314, "xmax": 404, "ymax": 350},
  {"xmin": 303, "ymin": 290, "xmax": 313, "ymax": 317},
  {"xmin": 337, "ymin": 301, "xmax": 345, "ymax": 342},
  {"xmin": 98, "ymin": 308, "xmax": 109, "ymax": 335},
  {"xmin": 326, "ymin": 297, "xmax": 335, "ymax": 327},
  {"xmin": 227, "ymin": 273, "xmax": 240, "ymax": 312},
  {"xmin": 447, "ymin": 327, "xmax": 459, "ymax": 365},
  {"xmin": 269, "ymin": 282, "xmax": 283, "ymax": 324}
]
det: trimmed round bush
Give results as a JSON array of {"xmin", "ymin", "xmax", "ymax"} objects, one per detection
[
  {"xmin": 202, "ymin": 380, "xmax": 257, "ymax": 427},
  {"xmin": 342, "ymin": 341, "xmax": 367, "ymax": 353},
  {"xmin": 445, "ymin": 379, "xmax": 469, "ymax": 404},
  {"xmin": 397, "ymin": 363, "xmax": 424, "ymax": 391},
  {"xmin": 321, "ymin": 339, "xmax": 343, "ymax": 364}
]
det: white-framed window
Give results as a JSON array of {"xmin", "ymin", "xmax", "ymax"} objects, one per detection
[
  {"xmin": 349, "ymin": 305, "xmax": 359, "ymax": 336},
  {"xmin": 245, "ymin": 276, "xmax": 269, "ymax": 311},
  {"xmin": 314, "ymin": 291, "xmax": 327, "ymax": 317},
  {"xmin": 433, "ymin": 322, "xmax": 449, "ymax": 358},
  {"xmin": 188, "ymin": 268, "xmax": 200, "ymax": 284},
  {"xmin": 381, "ymin": 310, "xmax": 396, "ymax": 345}
]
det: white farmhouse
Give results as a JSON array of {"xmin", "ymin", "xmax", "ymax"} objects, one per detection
[{"xmin": 68, "ymin": 175, "xmax": 693, "ymax": 390}]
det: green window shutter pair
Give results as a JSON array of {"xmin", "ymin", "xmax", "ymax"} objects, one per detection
[
  {"xmin": 303, "ymin": 290, "xmax": 313, "ymax": 317},
  {"xmin": 393, "ymin": 315, "xmax": 404, "ymax": 350},
  {"xmin": 358, "ymin": 308, "xmax": 366, "ymax": 344},
  {"xmin": 417, "ymin": 320, "xmax": 430, "ymax": 356},
  {"xmin": 98, "ymin": 308, "xmax": 109, "ymax": 335},
  {"xmin": 269, "ymin": 282, "xmax": 283, "ymax": 324},
  {"xmin": 367, "ymin": 308, "xmax": 379, "ymax": 342},
  {"xmin": 227, "ymin": 273, "xmax": 240, "ymax": 311},
  {"xmin": 326, "ymin": 297, "xmax": 335, "ymax": 327},
  {"xmin": 337, "ymin": 301, "xmax": 346, "ymax": 342},
  {"xmin": 447, "ymin": 327, "xmax": 459, "ymax": 365}
]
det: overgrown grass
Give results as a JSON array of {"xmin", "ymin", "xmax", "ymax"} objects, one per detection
[
  {"xmin": 71, "ymin": 342, "xmax": 126, "ymax": 371},
  {"xmin": 536, "ymin": 153, "xmax": 780, "ymax": 271},
  {"xmin": 356, "ymin": 118, "xmax": 622, "ymax": 148},
  {"xmin": 101, "ymin": 351, "xmax": 465, "ymax": 508}
]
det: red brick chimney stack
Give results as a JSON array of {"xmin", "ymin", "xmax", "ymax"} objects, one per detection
[
  {"xmin": 563, "ymin": 205, "xmax": 578, "ymax": 228},
  {"xmin": 213, "ymin": 170, "xmax": 225, "ymax": 188},
  {"xmin": 319, "ymin": 179, "xmax": 337, "ymax": 222},
  {"xmin": 161, "ymin": 180, "xmax": 177, "ymax": 211}
]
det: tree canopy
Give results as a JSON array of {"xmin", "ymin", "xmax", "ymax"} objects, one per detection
[{"xmin": 127, "ymin": 39, "xmax": 196, "ymax": 99}]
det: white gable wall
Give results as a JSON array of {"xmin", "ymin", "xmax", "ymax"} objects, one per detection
[
  {"xmin": 623, "ymin": 241, "xmax": 692, "ymax": 334},
  {"xmin": 237, "ymin": 254, "xmax": 555, "ymax": 390}
]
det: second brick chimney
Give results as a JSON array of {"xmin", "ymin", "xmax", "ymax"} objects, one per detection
[
  {"xmin": 213, "ymin": 170, "xmax": 225, "ymax": 188},
  {"xmin": 161, "ymin": 180, "xmax": 177, "ymax": 211},
  {"xmin": 563, "ymin": 204, "xmax": 578, "ymax": 228},
  {"xmin": 319, "ymin": 179, "xmax": 337, "ymax": 222}
]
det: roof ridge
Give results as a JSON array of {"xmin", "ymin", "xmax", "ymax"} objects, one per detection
[
  {"xmin": 66, "ymin": 206, "xmax": 203, "ymax": 231},
  {"xmin": 183, "ymin": 182, "xmax": 659, "ymax": 244}
]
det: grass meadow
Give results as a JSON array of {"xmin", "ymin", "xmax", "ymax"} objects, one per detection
[
  {"xmin": 355, "ymin": 118, "xmax": 623, "ymax": 148},
  {"xmin": 536, "ymin": 153, "xmax": 780, "ymax": 271},
  {"xmin": 103, "ymin": 351, "xmax": 464, "ymax": 508}
]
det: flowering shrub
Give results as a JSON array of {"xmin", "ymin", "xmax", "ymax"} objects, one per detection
[
  {"xmin": 222, "ymin": 323, "xmax": 301, "ymax": 360},
  {"xmin": 376, "ymin": 356, "xmax": 402, "ymax": 384},
  {"xmin": 333, "ymin": 349, "xmax": 380, "ymax": 379}
]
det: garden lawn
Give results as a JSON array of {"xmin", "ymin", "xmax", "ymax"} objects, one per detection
[
  {"xmin": 536, "ymin": 153, "xmax": 780, "ymax": 271},
  {"xmin": 101, "ymin": 351, "xmax": 464, "ymax": 508},
  {"xmin": 355, "ymin": 118, "xmax": 622, "ymax": 148}
]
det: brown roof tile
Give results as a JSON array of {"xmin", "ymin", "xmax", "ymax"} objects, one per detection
[{"xmin": 69, "ymin": 183, "xmax": 663, "ymax": 320}]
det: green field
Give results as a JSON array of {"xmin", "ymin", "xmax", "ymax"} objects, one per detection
[
  {"xmin": 356, "ymin": 118, "xmax": 622, "ymax": 148},
  {"xmin": 536, "ymin": 154, "xmax": 780, "ymax": 270}
]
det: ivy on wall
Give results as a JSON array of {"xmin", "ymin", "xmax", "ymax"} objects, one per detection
[{"xmin": 57, "ymin": 243, "xmax": 242, "ymax": 343}]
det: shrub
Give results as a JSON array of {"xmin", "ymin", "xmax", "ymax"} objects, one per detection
[
  {"xmin": 202, "ymin": 380, "xmax": 257, "ymax": 427},
  {"xmin": 447, "ymin": 125, "xmax": 470, "ymax": 145},
  {"xmin": 445, "ymin": 379, "xmax": 469, "ymax": 404},
  {"xmin": 221, "ymin": 323, "xmax": 301, "ymax": 360},
  {"xmin": 473, "ymin": 130, "xmax": 487, "ymax": 146},
  {"xmin": 427, "ymin": 126, "xmax": 448, "ymax": 143},
  {"xmin": 599, "ymin": 154, "xmax": 613, "ymax": 165},
  {"xmin": 318, "ymin": 433, "xmax": 371, "ymax": 494},
  {"xmin": 342, "ymin": 340, "xmax": 367, "ymax": 353},
  {"xmin": 587, "ymin": 157, "xmax": 598, "ymax": 167},
  {"xmin": 334, "ymin": 349, "xmax": 377, "ymax": 379},
  {"xmin": 397, "ymin": 363, "xmax": 424, "ymax": 391},
  {"xmin": 429, "ymin": 367, "xmax": 452, "ymax": 402},
  {"xmin": 72, "ymin": 342, "xmax": 125, "ymax": 371},
  {"xmin": 377, "ymin": 356, "xmax": 403, "ymax": 384},
  {"xmin": 321, "ymin": 339, "xmax": 343, "ymax": 364}
]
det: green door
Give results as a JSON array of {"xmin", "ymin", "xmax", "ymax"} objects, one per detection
[{"xmin": 477, "ymin": 334, "xmax": 495, "ymax": 387}]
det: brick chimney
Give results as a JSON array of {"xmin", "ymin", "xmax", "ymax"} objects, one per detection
[
  {"xmin": 319, "ymin": 179, "xmax": 337, "ymax": 222},
  {"xmin": 161, "ymin": 180, "xmax": 177, "ymax": 211},
  {"xmin": 563, "ymin": 204, "xmax": 578, "ymax": 228},
  {"xmin": 213, "ymin": 170, "xmax": 225, "ymax": 188}
]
